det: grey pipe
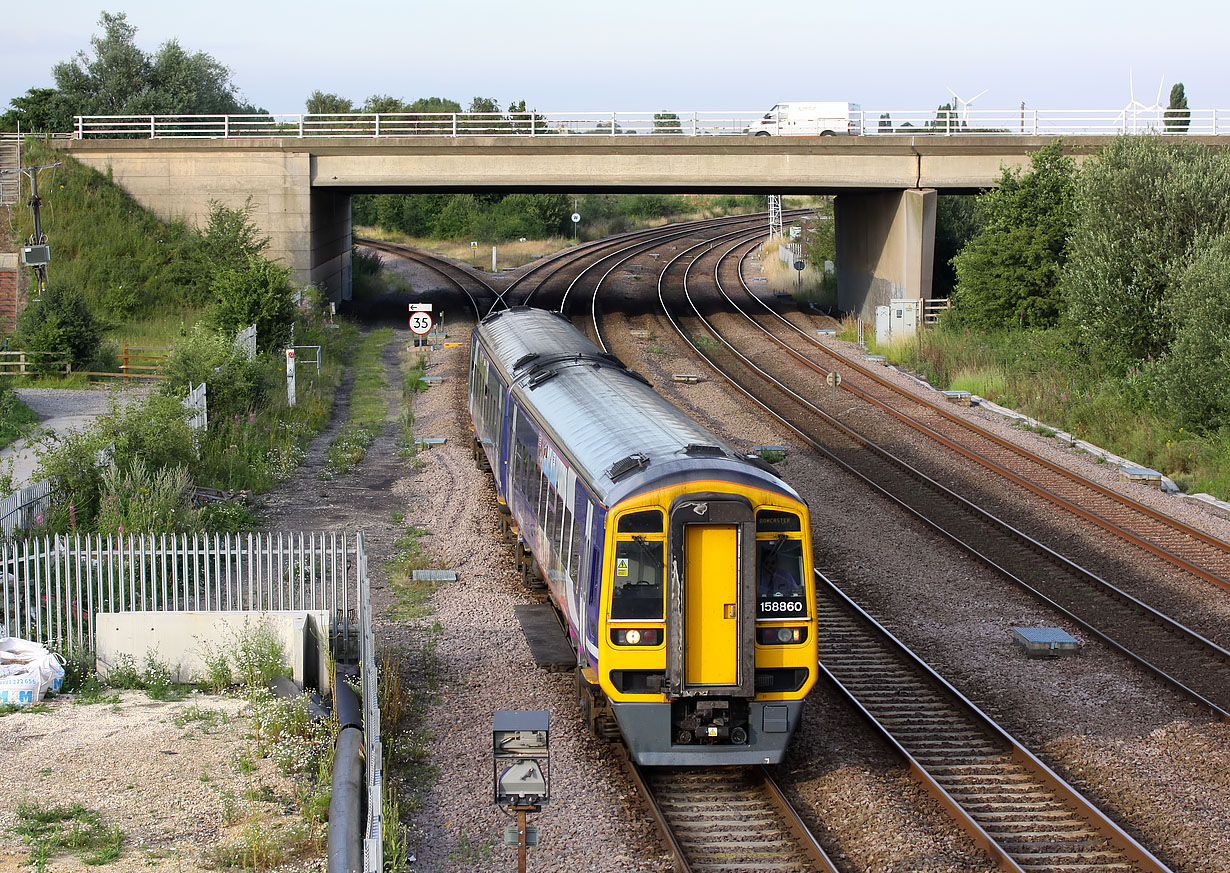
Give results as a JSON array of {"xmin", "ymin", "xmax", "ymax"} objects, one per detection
[
  {"xmin": 328, "ymin": 725, "xmax": 364, "ymax": 873},
  {"xmin": 334, "ymin": 676, "xmax": 363, "ymax": 732}
]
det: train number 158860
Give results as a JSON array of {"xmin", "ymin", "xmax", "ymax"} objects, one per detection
[{"xmin": 758, "ymin": 599, "xmax": 805, "ymax": 613}]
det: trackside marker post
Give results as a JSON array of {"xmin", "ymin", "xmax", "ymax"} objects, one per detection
[{"xmin": 286, "ymin": 348, "xmax": 296, "ymax": 407}]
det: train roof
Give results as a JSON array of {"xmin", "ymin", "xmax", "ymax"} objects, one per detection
[{"xmin": 473, "ymin": 307, "xmax": 802, "ymax": 507}]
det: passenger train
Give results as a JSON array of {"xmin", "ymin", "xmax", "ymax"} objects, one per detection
[{"xmin": 469, "ymin": 307, "xmax": 817, "ymax": 766}]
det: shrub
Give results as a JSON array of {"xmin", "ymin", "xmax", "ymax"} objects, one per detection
[
  {"xmin": 233, "ymin": 622, "xmax": 289, "ymax": 689},
  {"xmin": 201, "ymin": 199, "xmax": 271, "ymax": 273},
  {"xmin": 209, "ymin": 259, "xmax": 295, "ymax": 353},
  {"xmin": 158, "ymin": 324, "xmax": 273, "ymax": 418},
  {"xmin": 16, "ymin": 282, "xmax": 105, "ymax": 373}
]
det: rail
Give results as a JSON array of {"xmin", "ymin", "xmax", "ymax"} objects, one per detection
[{"xmin": 71, "ymin": 107, "xmax": 1230, "ymax": 139}]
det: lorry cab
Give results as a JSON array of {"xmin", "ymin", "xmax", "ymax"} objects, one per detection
[{"xmin": 755, "ymin": 101, "xmax": 861, "ymax": 136}]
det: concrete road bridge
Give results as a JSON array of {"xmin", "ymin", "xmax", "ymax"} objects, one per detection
[{"xmin": 54, "ymin": 108, "xmax": 1230, "ymax": 320}]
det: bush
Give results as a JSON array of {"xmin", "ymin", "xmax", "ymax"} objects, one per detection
[
  {"xmin": 1153, "ymin": 233, "xmax": 1230, "ymax": 429},
  {"xmin": 209, "ymin": 259, "xmax": 295, "ymax": 353},
  {"xmin": 201, "ymin": 199, "xmax": 271, "ymax": 273},
  {"xmin": 16, "ymin": 282, "xmax": 105, "ymax": 373},
  {"xmin": 159, "ymin": 324, "xmax": 273, "ymax": 418}
]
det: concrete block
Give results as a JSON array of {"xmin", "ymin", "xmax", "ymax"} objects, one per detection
[
  {"xmin": 95, "ymin": 610, "xmax": 332, "ymax": 689},
  {"xmin": 1119, "ymin": 465, "xmax": 1163, "ymax": 489},
  {"xmin": 941, "ymin": 390, "xmax": 972, "ymax": 406},
  {"xmin": 1013, "ymin": 626, "xmax": 1080, "ymax": 658}
]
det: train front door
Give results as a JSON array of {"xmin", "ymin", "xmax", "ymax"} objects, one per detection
[
  {"xmin": 684, "ymin": 524, "xmax": 738, "ymax": 685},
  {"xmin": 667, "ymin": 494, "xmax": 755, "ymax": 699}
]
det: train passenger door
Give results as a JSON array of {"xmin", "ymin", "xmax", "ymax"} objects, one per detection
[
  {"xmin": 683, "ymin": 524, "xmax": 738, "ymax": 685},
  {"xmin": 667, "ymin": 495, "xmax": 755, "ymax": 698}
]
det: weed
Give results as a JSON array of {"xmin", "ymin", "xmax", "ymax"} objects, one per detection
[
  {"xmin": 326, "ymin": 329, "xmax": 393, "ymax": 476},
  {"xmin": 450, "ymin": 831, "xmax": 493, "ymax": 863},
  {"xmin": 199, "ymin": 641, "xmax": 234, "ymax": 693},
  {"xmin": 387, "ymin": 526, "xmax": 436, "ymax": 620},
  {"xmin": 0, "ymin": 704, "xmax": 51, "ymax": 716},
  {"xmin": 233, "ymin": 621, "xmax": 289, "ymax": 689},
  {"xmin": 174, "ymin": 704, "xmax": 228, "ymax": 731},
  {"xmin": 106, "ymin": 654, "xmax": 142, "ymax": 689},
  {"xmin": 200, "ymin": 768, "xmax": 211, "ymax": 783},
  {"xmin": 12, "ymin": 801, "xmax": 122, "ymax": 868},
  {"xmin": 235, "ymin": 748, "xmax": 257, "ymax": 776},
  {"xmin": 142, "ymin": 649, "xmax": 186, "ymax": 701}
]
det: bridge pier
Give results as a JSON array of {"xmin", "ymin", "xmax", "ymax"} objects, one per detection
[{"xmin": 835, "ymin": 188, "xmax": 936, "ymax": 322}]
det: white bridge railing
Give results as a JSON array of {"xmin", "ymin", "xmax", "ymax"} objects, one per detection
[{"xmin": 72, "ymin": 108, "xmax": 1228, "ymax": 139}]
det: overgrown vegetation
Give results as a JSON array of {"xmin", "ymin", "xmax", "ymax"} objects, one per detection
[
  {"xmin": 904, "ymin": 135, "xmax": 1230, "ymax": 500},
  {"xmin": 326, "ymin": 329, "xmax": 393, "ymax": 476},
  {"xmin": 11, "ymin": 802, "xmax": 123, "ymax": 868}
]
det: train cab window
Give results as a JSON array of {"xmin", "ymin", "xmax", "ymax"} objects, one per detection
[
  {"xmin": 756, "ymin": 536, "xmax": 807, "ymax": 619},
  {"xmin": 756, "ymin": 510, "xmax": 801, "ymax": 532},
  {"xmin": 611, "ymin": 538, "xmax": 664, "ymax": 620},
  {"xmin": 618, "ymin": 510, "xmax": 664, "ymax": 534}
]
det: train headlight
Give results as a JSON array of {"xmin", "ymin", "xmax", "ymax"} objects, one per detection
[
  {"xmin": 757, "ymin": 627, "xmax": 808, "ymax": 645},
  {"xmin": 610, "ymin": 628, "xmax": 661, "ymax": 646},
  {"xmin": 625, "ymin": 629, "xmax": 641, "ymax": 645}
]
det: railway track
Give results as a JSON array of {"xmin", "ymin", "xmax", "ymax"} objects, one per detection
[
  {"xmin": 815, "ymin": 568, "xmax": 1172, "ymax": 873},
  {"xmin": 638, "ymin": 230, "xmax": 1230, "ymax": 717},
  {"xmin": 718, "ymin": 243, "xmax": 1230, "ymax": 594},
  {"xmin": 623, "ymin": 756, "xmax": 838, "ymax": 873}
]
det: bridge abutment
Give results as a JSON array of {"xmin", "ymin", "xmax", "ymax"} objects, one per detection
[{"xmin": 835, "ymin": 188, "xmax": 936, "ymax": 322}]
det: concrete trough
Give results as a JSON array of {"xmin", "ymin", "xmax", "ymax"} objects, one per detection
[
  {"xmin": 414, "ymin": 437, "xmax": 447, "ymax": 449},
  {"xmin": 863, "ymin": 354, "xmax": 887, "ymax": 365},
  {"xmin": 1120, "ymin": 465, "xmax": 1163, "ymax": 489},
  {"xmin": 941, "ymin": 389, "xmax": 973, "ymax": 406},
  {"xmin": 411, "ymin": 569, "xmax": 457, "ymax": 583},
  {"xmin": 1013, "ymin": 626, "xmax": 1080, "ymax": 659},
  {"xmin": 672, "ymin": 374, "xmax": 702, "ymax": 383},
  {"xmin": 95, "ymin": 610, "xmax": 331, "ymax": 687},
  {"xmin": 629, "ymin": 329, "xmax": 650, "ymax": 338}
]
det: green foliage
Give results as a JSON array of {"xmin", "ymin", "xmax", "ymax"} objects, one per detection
[
  {"xmin": 950, "ymin": 141, "xmax": 1076, "ymax": 329},
  {"xmin": 95, "ymin": 462, "xmax": 197, "ymax": 535},
  {"xmin": 0, "ymin": 88, "xmax": 73, "ymax": 133},
  {"xmin": 12, "ymin": 801, "xmax": 122, "ymax": 868},
  {"xmin": 50, "ymin": 12, "xmax": 255, "ymax": 119},
  {"xmin": 13, "ymin": 140, "xmax": 212, "ymax": 317},
  {"xmin": 326, "ymin": 330, "xmax": 391, "ymax": 475},
  {"xmin": 16, "ymin": 282, "xmax": 105, "ymax": 373},
  {"xmin": 140, "ymin": 649, "xmax": 185, "ymax": 701},
  {"xmin": 201, "ymin": 199, "xmax": 271, "ymax": 273},
  {"xmin": 158, "ymin": 324, "xmax": 272, "ymax": 418},
  {"xmin": 934, "ymin": 195, "xmax": 981, "ymax": 297},
  {"xmin": 1062, "ymin": 136, "xmax": 1230, "ymax": 369},
  {"xmin": 305, "ymin": 91, "xmax": 353, "ymax": 114},
  {"xmin": 106, "ymin": 654, "xmax": 142, "ymax": 689},
  {"xmin": 0, "ymin": 384, "xmax": 39, "ymax": 450},
  {"xmin": 209, "ymin": 259, "xmax": 295, "ymax": 353},
  {"xmin": 1165, "ymin": 83, "xmax": 1190, "ymax": 133},
  {"xmin": 233, "ymin": 622, "xmax": 289, "ymax": 689},
  {"xmin": 653, "ymin": 111, "xmax": 682, "ymax": 133},
  {"xmin": 1152, "ymin": 233, "xmax": 1230, "ymax": 428}
]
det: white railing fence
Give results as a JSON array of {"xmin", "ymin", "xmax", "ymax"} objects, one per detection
[
  {"xmin": 72, "ymin": 108, "xmax": 1228, "ymax": 139},
  {"xmin": 1, "ymin": 531, "xmax": 361, "ymax": 654}
]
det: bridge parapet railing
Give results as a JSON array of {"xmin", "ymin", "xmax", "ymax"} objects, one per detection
[{"xmin": 72, "ymin": 108, "xmax": 1229, "ymax": 140}]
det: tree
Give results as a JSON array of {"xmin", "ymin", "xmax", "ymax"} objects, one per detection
[
  {"xmin": 306, "ymin": 91, "xmax": 353, "ymax": 114},
  {"xmin": 361, "ymin": 94, "xmax": 405, "ymax": 114},
  {"xmin": 16, "ymin": 282, "xmax": 104, "ymax": 374},
  {"xmin": 0, "ymin": 88, "xmax": 74, "ymax": 133},
  {"xmin": 1165, "ymin": 83, "xmax": 1190, "ymax": 134},
  {"xmin": 933, "ymin": 196, "xmax": 981, "ymax": 297},
  {"xmin": 50, "ymin": 12, "xmax": 252, "ymax": 118},
  {"xmin": 878, "ymin": 112, "xmax": 892, "ymax": 133},
  {"xmin": 950, "ymin": 142, "xmax": 1075, "ymax": 329},
  {"xmin": 468, "ymin": 96, "xmax": 500, "ymax": 114},
  {"xmin": 1062, "ymin": 137, "xmax": 1230, "ymax": 368},
  {"xmin": 201, "ymin": 199, "xmax": 270, "ymax": 273},
  {"xmin": 1152, "ymin": 233, "xmax": 1230, "ymax": 429},
  {"xmin": 653, "ymin": 112, "xmax": 682, "ymax": 134}
]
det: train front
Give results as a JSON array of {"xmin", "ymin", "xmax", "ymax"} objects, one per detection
[{"xmin": 597, "ymin": 466, "xmax": 818, "ymax": 766}]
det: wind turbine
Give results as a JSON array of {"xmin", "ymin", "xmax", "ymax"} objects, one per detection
[
  {"xmin": 947, "ymin": 87, "xmax": 988, "ymax": 127},
  {"xmin": 1122, "ymin": 71, "xmax": 1166, "ymax": 132}
]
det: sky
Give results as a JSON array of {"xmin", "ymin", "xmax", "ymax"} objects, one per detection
[{"xmin": 5, "ymin": 0, "xmax": 1229, "ymax": 116}]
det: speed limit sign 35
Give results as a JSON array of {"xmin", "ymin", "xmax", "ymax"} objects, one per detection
[{"xmin": 409, "ymin": 311, "xmax": 434, "ymax": 335}]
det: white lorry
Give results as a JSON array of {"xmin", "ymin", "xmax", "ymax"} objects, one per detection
[{"xmin": 753, "ymin": 102, "xmax": 862, "ymax": 136}]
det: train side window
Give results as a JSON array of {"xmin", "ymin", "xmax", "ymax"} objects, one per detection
[
  {"xmin": 560, "ymin": 504, "xmax": 573, "ymax": 569},
  {"xmin": 611, "ymin": 539, "xmax": 664, "ymax": 620},
  {"xmin": 756, "ymin": 536, "xmax": 807, "ymax": 619}
]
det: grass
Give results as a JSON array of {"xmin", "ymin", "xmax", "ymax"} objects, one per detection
[
  {"xmin": 12, "ymin": 801, "xmax": 123, "ymax": 868},
  {"xmin": 325, "ymin": 328, "xmax": 393, "ymax": 477},
  {"xmin": 0, "ymin": 385, "xmax": 40, "ymax": 451},
  {"xmin": 758, "ymin": 240, "xmax": 837, "ymax": 306},
  {"xmin": 173, "ymin": 703, "xmax": 229, "ymax": 731},
  {"xmin": 0, "ymin": 703, "xmax": 51, "ymax": 716},
  {"xmin": 884, "ymin": 324, "xmax": 1230, "ymax": 501},
  {"xmin": 387, "ymin": 525, "xmax": 437, "ymax": 620}
]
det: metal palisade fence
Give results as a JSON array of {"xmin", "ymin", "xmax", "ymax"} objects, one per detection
[
  {"xmin": 359, "ymin": 533, "xmax": 383, "ymax": 873},
  {"xmin": 1, "ymin": 531, "xmax": 361, "ymax": 655}
]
